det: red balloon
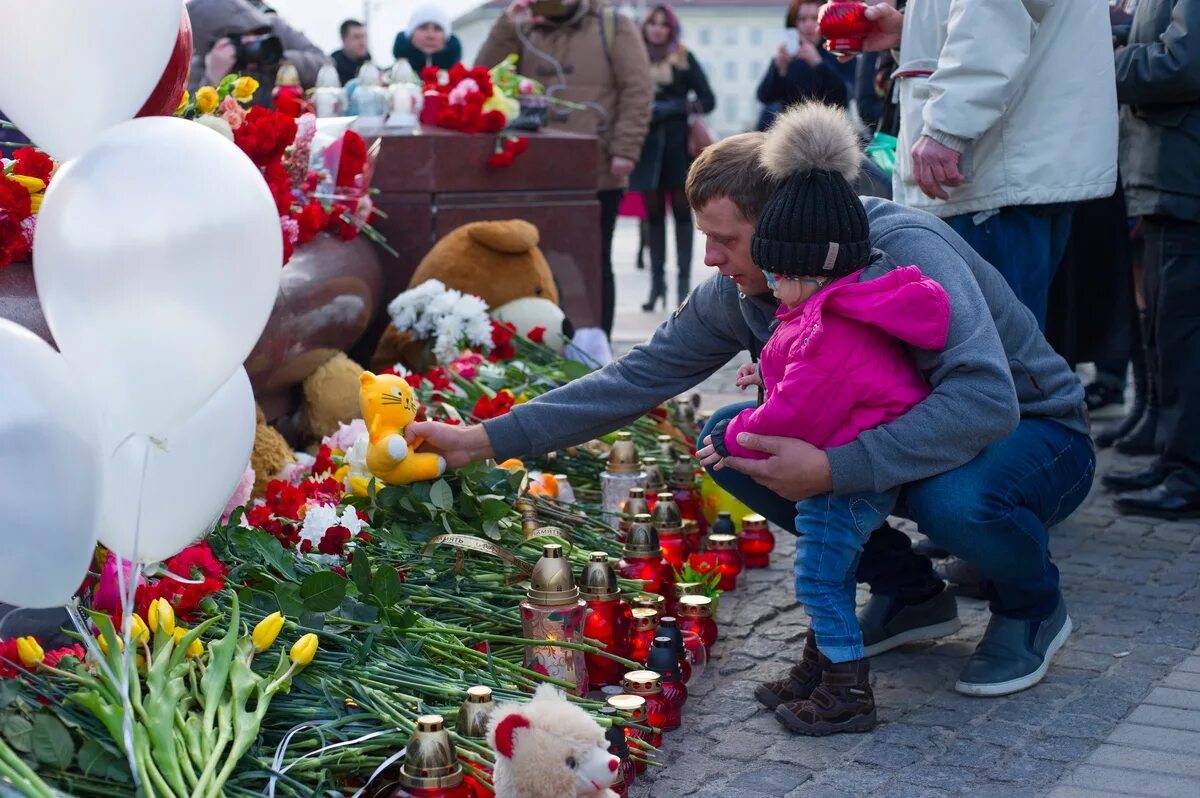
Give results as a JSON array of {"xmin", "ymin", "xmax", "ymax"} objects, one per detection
[{"xmin": 137, "ymin": 4, "xmax": 193, "ymax": 117}]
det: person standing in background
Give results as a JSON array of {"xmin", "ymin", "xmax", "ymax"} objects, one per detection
[
  {"xmin": 756, "ymin": 0, "xmax": 855, "ymax": 131},
  {"xmin": 629, "ymin": 4, "xmax": 715, "ymax": 311},
  {"xmin": 476, "ymin": 0, "xmax": 652, "ymax": 341},
  {"xmin": 331, "ymin": 19, "xmax": 371, "ymax": 86},
  {"xmin": 187, "ymin": 0, "xmax": 329, "ymax": 106},
  {"xmin": 393, "ymin": 4, "xmax": 463, "ymax": 75}
]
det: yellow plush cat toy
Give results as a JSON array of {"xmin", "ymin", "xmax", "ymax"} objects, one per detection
[{"xmin": 359, "ymin": 371, "xmax": 446, "ymax": 485}]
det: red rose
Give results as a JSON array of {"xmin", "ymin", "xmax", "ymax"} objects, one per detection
[
  {"xmin": 488, "ymin": 319, "xmax": 518, "ymax": 360},
  {"xmin": 12, "ymin": 148, "xmax": 53, "ymax": 182},
  {"xmin": 527, "ymin": 326, "xmax": 546, "ymax": 344}
]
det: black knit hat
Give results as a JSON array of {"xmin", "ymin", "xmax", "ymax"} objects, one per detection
[{"xmin": 752, "ymin": 168, "xmax": 870, "ymax": 278}]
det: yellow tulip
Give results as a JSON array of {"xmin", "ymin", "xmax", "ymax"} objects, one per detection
[
  {"xmin": 29, "ymin": 195, "xmax": 42, "ymax": 214},
  {"xmin": 129, "ymin": 614, "xmax": 150, "ymax": 645},
  {"xmin": 8, "ymin": 175, "xmax": 45, "ymax": 193},
  {"xmin": 175, "ymin": 89, "xmax": 190, "ymax": 115},
  {"xmin": 16, "ymin": 637, "xmax": 44, "ymax": 668},
  {"xmin": 148, "ymin": 598, "xmax": 176, "ymax": 636},
  {"xmin": 253, "ymin": 612, "xmax": 284, "ymax": 653},
  {"xmin": 172, "ymin": 627, "xmax": 204, "ymax": 657},
  {"xmin": 290, "ymin": 633, "xmax": 318, "ymax": 667},
  {"xmin": 195, "ymin": 86, "xmax": 219, "ymax": 115},
  {"xmin": 97, "ymin": 634, "xmax": 124, "ymax": 655},
  {"xmin": 232, "ymin": 77, "xmax": 260, "ymax": 103}
]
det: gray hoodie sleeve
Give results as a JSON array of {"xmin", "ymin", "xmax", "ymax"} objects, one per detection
[
  {"xmin": 825, "ymin": 229, "xmax": 1020, "ymax": 495},
  {"xmin": 484, "ymin": 278, "xmax": 749, "ymax": 460}
]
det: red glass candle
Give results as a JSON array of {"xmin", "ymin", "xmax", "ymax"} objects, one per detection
[
  {"xmin": 419, "ymin": 90, "xmax": 443, "ymax": 126},
  {"xmin": 618, "ymin": 488, "xmax": 650, "ymax": 545},
  {"xmin": 391, "ymin": 715, "xmax": 476, "ymax": 798},
  {"xmin": 677, "ymin": 594, "xmax": 718, "ymax": 650},
  {"xmin": 646, "ymin": 638, "xmax": 687, "ymax": 730},
  {"xmin": 651, "ymin": 493, "xmax": 688, "ymax": 568},
  {"xmin": 621, "ymin": 671, "xmax": 668, "ymax": 748},
  {"xmin": 681, "ymin": 519, "xmax": 702, "ymax": 561},
  {"xmin": 581, "ymin": 553, "xmax": 635, "ymax": 689},
  {"xmin": 706, "ymin": 533, "xmax": 743, "ymax": 591},
  {"xmin": 628, "ymin": 608, "xmax": 659, "ymax": 664},
  {"xmin": 669, "ymin": 454, "xmax": 708, "ymax": 536},
  {"xmin": 739, "ymin": 514, "xmax": 776, "ymax": 568},
  {"xmin": 618, "ymin": 515, "xmax": 676, "ymax": 595},
  {"xmin": 670, "ymin": 581, "xmax": 703, "ymax": 617},
  {"xmin": 600, "ymin": 706, "xmax": 636, "ymax": 796},
  {"xmin": 606, "ymin": 694, "xmax": 652, "ymax": 772},
  {"xmin": 641, "ymin": 457, "xmax": 666, "ymax": 502},
  {"xmin": 818, "ymin": 1, "xmax": 871, "ymax": 54},
  {"xmin": 655, "ymin": 616, "xmax": 692, "ymax": 684}
]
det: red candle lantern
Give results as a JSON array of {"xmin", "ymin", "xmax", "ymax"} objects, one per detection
[
  {"xmin": 817, "ymin": 1, "xmax": 871, "ymax": 54},
  {"xmin": 651, "ymin": 493, "xmax": 687, "ymax": 569},
  {"xmin": 677, "ymin": 595, "xmax": 719, "ymax": 651},
  {"xmin": 739, "ymin": 513, "xmax": 776, "ymax": 568},
  {"xmin": 669, "ymin": 454, "xmax": 708, "ymax": 536},
  {"xmin": 645, "ymin": 638, "xmax": 687, "ymax": 730},
  {"xmin": 628, "ymin": 608, "xmax": 659, "ymax": 664},
  {"xmin": 705, "ymin": 533, "xmax": 743, "ymax": 591},
  {"xmin": 599, "ymin": 706, "xmax": 636, "ymax": 796},
  {"xmin": 671, "ymin": 581, "xmax": 703, "ymax": 617},
  {"xmin": 580, "ymin": 553, "xmax": 634, "ymax": 690},
  {"xmin": 631, "ymin": 593, "xmax": 666, "ymax": 616},
  {"xmin": 618, "ymin": 487, "xmax": 651, "ymax": 545},
  {"xmin": 617, "ymin": 515, "xmax": 676, "ymax": 596},
  {"xmin": 420, "ymin": 90, "xmax": 443, "ymax": 126},
  {"xmin": 681, "ymin": 519, "xmax": 702, "ymax": 561},
  {"xmin": 606, "ymin": 694, "xmax": 653, "ymax": 771},
  {"xmin": 641, "ymin": 457, "xmax": 666, "ymax": 503},
  {"xmin": 391, "ymin": 715, "xmax": 476, "ymax": 798},
  {"xmin": 621, "ymin": 670, "xmax": 669, "ymax": 747}
]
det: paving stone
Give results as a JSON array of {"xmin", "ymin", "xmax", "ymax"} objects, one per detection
[
  {"xmin": 1066, "ymin": 764, "xmax": 1199, "ymax": 797},
  {"xmin": 724, "ymin": 764, "xmax": 812, "ymax": 795},
  {"xmin": 935, "ymin": 739, "xmax": 1008, "ymax": 769},
  {"xmin": 1033, "ymin": 715, "xmax": 1116, "ymax": 741},
  {"xmin": 986, "ymin": 754, "xmax": 1069, "ymax": 785},
  {"xmin": 783, "ymin": 786, "xmax": 852, "ymax": 798},
  {"xmin": 1125, "ymin": 703, "xmax": 1200, "ymax": 732},
  {"xmin": 960, "ymin": 720, "xmax": 1034, "ymax": 746},
  {"xmin": 850, "ymin": 743, "xmax": 923, "ymax": 768},
  {"xmin": 807, "ymin": 765, "xmax": 891, "ymax": 794},
  {"xmin": 1107, "ymin": 722, "xmax": 1200, "ymax": 754},
  {"xmin": 1022, "ymin": 735, "xmax": 1097, "ymax": 763},
  {"xmin": 1085, "ymin": 742, "xmax": 1200, "ymax": 778},
  {"xmin": 1059, "ymin": 694, "xmax": 1137, "ymax": 722}
]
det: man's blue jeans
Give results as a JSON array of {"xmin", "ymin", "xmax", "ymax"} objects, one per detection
[
  {"xmin": 702, "ymin": 403, "xmax": 1096, "ymax": 619},
  {"xmin": 795, "ymin": 488, "xmax": 898, "ymax": 662},
  {"xmin": 945, "ymin": 205, "xmax": 1075, "ymax": 331}
]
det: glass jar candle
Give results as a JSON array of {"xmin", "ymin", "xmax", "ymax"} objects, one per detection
[
  {"xmin": 520, "ymin": 543, "xmax": 589, "ymax": 695},
  {"xmin": 651, "ymin": 493, "xmax": 687, "ymax": 569},
  {"xmin": 655, "ymin": 616, "xmax": 691, "ymax": 684},
  {"xmin": 628, "ymin": 607, "xmax": 659, "ymax": 664},
  {"xmin": 641, "ymin": 457, "xmax": 666, "ymax": 501},
  {"xmin": 618, "ymin": 487, "xmax": 651, "ymax": 544},
  {"xmin": 705, "ymin": 533, "xmax": 743, "ymax": 591},
  {"xmin": 817, "ymin": 1, "xmax": 871, "ymax": 53},
  {"xmin": 621, "ymin": 670, "xmax": 668, "ymax": 748},
  {"xmin": 645, "ymin": 637, "xmax": 687, "ymax": 730},
  {"xmin": 606, "ymin": 694, "xmax": 652, "ymax": 771},
  {"xmin": 616, "ymin": 515, "xmax": 676, "ymax": 596},
  {"xmin": 670, "ymin": 581, "xmax": 703, "ymax": 617},
  {"xmin": 711, "ymin": 510, "xmax": 738, "ymax": 538},
  {"xmin": 669, "ymin": 454, "xmax": 707, "ymax": 536},
  {"xmin": 739, "ymin": 513, "xmax": 775, "ymax": 568},
  {"xmin": 391, "ymin": 715, "xmax": 476, "ymax": 798},
  {"xmin": 681, "ymin": 519, "xmax": 702, "ymax": 562},
  {"xmin": 579, "ymin": 553, "xmax": 634, "ymax": 690},
  {"xmin": 677, "ymin": 594, "xmax": 718, "ymax": 651},
  {"xmin": 601, "ymin": 432, "xmax": 646, "ymax": 528},
  {"xmin": 599, "ymin": 706, "xmax": 636, "ymax": 796}
]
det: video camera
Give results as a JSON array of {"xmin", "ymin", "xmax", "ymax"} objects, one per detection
[{"xmin": 234, "ymin": 33, "xmax": 283, "ymax": 69}]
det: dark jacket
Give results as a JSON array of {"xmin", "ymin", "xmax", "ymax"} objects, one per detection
[
  {"xmin": 1115, "ymin": 0, "xmax": 1200, "ymax": 221},
  {"xmin": 756, "ymin": 49, "xmax": 852, "ymax": 130},
  {"xmin": 186, "ymin": 0, "xmax": 329, "ymax": 106},
  {"xmin": 629, "ymin": 49, "xmax": 715, "ymax": 192},
  {"xmin": 392, "ymin": 33, "xmax": 463, "ymax": 75},
  {"xmin": 331, "ymin": 48, "xmax": 371, "ymax": 85}
]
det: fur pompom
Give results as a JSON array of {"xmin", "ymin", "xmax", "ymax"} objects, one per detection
[{"xmin": 760, "ymin": 102, "xmax": 861, "ymax": 182}]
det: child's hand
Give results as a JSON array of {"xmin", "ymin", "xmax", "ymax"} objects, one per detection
[
  {"xmin": 735, "ymin": 362, "xmax": 763, "ymax": 390},
  {"xmin": 696, "ymin": 439, "xmax": 723, "ymax": 468}
]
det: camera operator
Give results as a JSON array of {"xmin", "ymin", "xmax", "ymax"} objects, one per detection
[{"xmin": 187, "ymin": 0, "xmax": 329, "ymax": 107}]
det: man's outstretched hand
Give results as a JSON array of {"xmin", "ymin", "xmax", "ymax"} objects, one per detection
[
  {"xmin": 405, "ymin": 421, "xmax": 496, "ymax": 469},
  {"xmin": 718, "ymin": 432, "xmax": 833, "ymax": 501},
  {"xmin": 835, "ymin": 2, "xmax": 903, "ymax": 61}
]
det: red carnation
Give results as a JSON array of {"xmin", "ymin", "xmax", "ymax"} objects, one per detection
[
  {"xmin": 294, "ymin": 202, "xmax": 330, "ymax": 244},
  {"xmin": 312, "ymin": 444, "xmax": 336, "ymax": 477},
  {"xmin": 449, "ymin": 63, "xmax": 469, "ymax": 84},
  {"xmin": 328, "ymin": 131, "xmax": 367, "ymax": 188},
  {"xmin": 421, "ymin": 66, "xmax": 440, "ymax": 84},
  {"xmin": 487, "ymin": 150, "xmax": 515, "ymax": 170},
  {"xmin": 527, "ymin": 326, "xmax": 546, "ymax": 344},
  {"xmin": 404, "ymin": 372, "xmax": 425, "ymax": 389},
  {"xmin": 472, "ymin": 389, "xmax": 516, "ymax": 420},
  {"xmin": 234, "ymin": 106, "xmax": 298, "ymax": 167},
  {"xmin": 481, "ymin": 110, "xmax": 507, "ymax": 134},
  {"xmin": 507, "ymin": 137, "xmax": 529, "ymax": 156},
  {"xmin": 0, "ymin": 638, "xmax": 22, "ymax": 679},
  {"xmin": 44, "ymin": 644, "xmax": 86, "ymax": 670},
  {"xmin": 318, "ymin": 526, "xmax": 352, "ymax": 555},
  {"xmin": 11, "ymin": 148, "xmax": 53, "ymax": 182},
  {"xmin": 488, "ymin": 319, "xmax": 518, "ymax": 360},
  {"xmin": 264, "ymin": 161, "xmax": 294, "ymax": 215}
]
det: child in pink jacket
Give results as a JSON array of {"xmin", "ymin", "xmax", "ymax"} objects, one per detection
[{"xmin": 697, "ymin": 105, "xmax": 951, "ymax": 736}]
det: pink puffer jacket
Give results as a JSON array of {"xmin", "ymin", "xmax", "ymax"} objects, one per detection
[{"xmin": 717, "ymin": 265, "xmax": 951, "ymax": 459}]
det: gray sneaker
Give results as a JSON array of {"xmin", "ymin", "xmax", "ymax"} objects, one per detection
[
  {"xmin": 861, "ymin": 586, "xmax": 962, "ymax": 658},
  {"xmin": 955, "ymin": 595, "xmax": 1072, "ymax": 697}
]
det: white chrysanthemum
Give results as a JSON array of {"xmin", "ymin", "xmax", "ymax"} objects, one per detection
[
  {"xmin": 299, "ymin": 502, "xmax": 341, "ymax": 546},
  {"xmin": 337, "ymin": 506, "xmax": 368, "ymax": 537},
  {"xmin": 465, "ymin": 312, "xmax": 494, "ymax": 348},
  {"xmin": 383, "ymin": 279, "xmax": 496, "ymax": 365},
  {"xmin": 387, "ymin": 280, "xmax": 447, "ymax": 333},
  {"xmin": 345, "ymin": 431, "xmax": 371, "ymax": 486}
]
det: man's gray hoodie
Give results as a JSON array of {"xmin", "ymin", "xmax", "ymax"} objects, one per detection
[{"xmin": 483, "ymin": 198, "xmax": 1088, "ymax": 495}]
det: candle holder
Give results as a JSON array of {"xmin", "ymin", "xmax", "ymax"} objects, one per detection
[
  {"xmin": 618, "ymin": 487, "xmax": 651, "ymax": 544},
  {"xmin": 606, "ymin": 693, "xmax": 653, "ymax": 771},
  {"xmin": 646, "ymin": 637, "xmax": 687, "ymax": 730},
  {"xmin": 655, "ymin": 616, "xmax": 692, "ymax": 685},
  {"xmin": 455, "ymin": 686, "xmax": 495, "ymax": 739},
  {"xmin": 680, "ymin": 629, "xmax": 708, "ymax": 684},
  {"xmin": 657, "ymin": 434, "xmax": 676, "ymax": 463},
  {"xmin": 580, "ymin": 552, "xmax": 634, "ymax": 689},
  {"xmin": 677, "ymin": 595, "xmax": 718, "ymax": 650},
  {"xmin": 739, "ymin": 514, "xmax": 775, "ymax": 568},
  {"xmin": 520, "ymin": 542, "xmax": 589, "ymax": 695},
  {"xmin": 392, "ymin": 715, "xmax": 475, "ymax": 798},
  {"xmin": 705, "ymin": 533, "xmax": 743, "ymax": 591},
  {"xmin": 681, "ymin": 519, "xmax": 702, "ymax": 561},
  {"xmin": 651, "ymin": 493, "xmax": 687, "ymax": 569},
  {"xmin": 630, "ymin": 593, "xmax": 666, "ymax": 616},
  {"xmin": 641, "ymin": 457, "xmax": 666, "ymax": 499},
  {"xmin": 599, "ymin": 706, "xmax": 636, "ymax": 796},
  {"xmin": 817, "ymin": 1, "xmax": 871, "ymax": 54},
  {"xmin": 621, "ymin": 670, "xmax": 668, "ymax": 747},
  {"xmin": 670, "ymin": 581, "xmax": 703, "ymax": 616},
  {"xmin": 669, "ymin": 454, "xmax": 707, "ymax": 536},
  {"xmin": 601, "ymin": 432, "xmax": 647, "ymax": 528},
  {"xmin": 711, "ymin": 510, "xmax": 738, "ymax": 538},
  {"xmin": 628, "ymin": 607, "xmax": 659, "ymax": 664},
  {"xmin": 617, "ymin": 515, "xmax": 676, "ymax": 595}
]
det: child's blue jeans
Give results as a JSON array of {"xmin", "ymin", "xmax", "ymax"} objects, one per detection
[{"xmin": 795, "ymin": 488, "xmax": 901, "ymax": 663}]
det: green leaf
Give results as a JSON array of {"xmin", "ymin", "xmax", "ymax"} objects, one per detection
[
  {"xmin": 560, "ymin": 359, "xmax": 594, "ymax": 380},
  {"xmin": 77, "ymin": 738, "xmax": 132, "ymax": 782},
  {"xmin": 273, "ymin": 584, "xmax": 306, "ymax": 617},
  {"xmin": 1, "ymin": 714, "xmax": 32, "ymax": 752},
  {"xmin": 0, "ymin": 680, "xmax": 19, "ymax": 709},
  {"xmin": 370, "ymin": 567, "xmax": 404, "ymax": 607},
  {"xmin": 480, "ymin": 497, "xmax": 511, "ymax": 522},
  {"xmin": 482, "ymin": 520, "xmax": 502, "ymax": 541},
  {"xmin": 299, "ymin": 611, "xmax": 326, "ymax": 631},
  {"xmin": 32, "ymin": 713, "xmax": 74, "ymax": 768},
  {"xmin": 248, "ymin": 529, "xmax": 297, "ymax": 579},
  {"xmin": 351, "ymin": 548, "xmax": 373, "ymax": 594},
  {"xmin": 429, "ymin": 479, "xmax": 454, "ymax": 511},
  {"xmin": 300, "ymin": 572, "xmax": 348, "ymax": 612}
]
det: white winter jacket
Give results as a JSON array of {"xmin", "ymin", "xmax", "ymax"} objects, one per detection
[{"xmin": 893, "ymin": 0, "xmax": 1118, "ymax": 218}]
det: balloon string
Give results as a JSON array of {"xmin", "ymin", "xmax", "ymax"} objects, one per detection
[{"xmin": 266, "ymin": 725, "xmax": 398, "ymax": 797}]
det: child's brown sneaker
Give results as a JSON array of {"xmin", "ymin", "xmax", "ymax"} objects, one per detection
[
  {"xmin": 774, "ymin": 656, "xmax": 877, "ymax": 736},
  {"xmin": 754, "ymin": 629, "xmax": 822, "ymax": 710}
]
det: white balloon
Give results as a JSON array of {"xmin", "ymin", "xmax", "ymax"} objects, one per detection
[
  {"xmin": 0, "ymin": 320, "xmax": 102, "ymax": 609},
  {"xmin": 99, "ymin": 368, "xmax": 256, "ymax": 564},
  {"xmin": 0, "ymin": 0, "xmax": 181, "ymax": 160},
  {"xmin": 34, "ymin": 116, "xmax": 283, "ymax": 435}
]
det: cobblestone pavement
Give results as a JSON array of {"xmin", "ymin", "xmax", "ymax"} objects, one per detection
[{"xmin": 624, "ymin": 450, "xmax": 1200, "ymax": 798}]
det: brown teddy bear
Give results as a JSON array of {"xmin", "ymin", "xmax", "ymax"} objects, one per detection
[
  {"xmin": 370, "ymin": 219, "xmax": 568, "ymax": 372},
  {"xmin": 299, "ymin": 351, "xmax": 366, "ymax": 442},
  {"xmin": 250, "ymin": 404, "xmax": 296, "ymax": 499}
]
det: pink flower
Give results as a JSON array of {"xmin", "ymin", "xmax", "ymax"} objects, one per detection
[
  {"xmin": 218, "ymin": 95, "xmax": 247, "ymax": 130},
  {"xmin": 20, "ymin": 216, "xmax": 35, "ymax": 246},
  {"xmin": 93, "ymin": 552, "xmax": 145, "ymax": 614},
  {"xmin": 295, "ymin": 113, "xmax": 317, "ymax": 146},
  {"xmin": 280, "ymin": 216, "xmax": 300, "ymax": 245},
  {"xmin": 221, "ymin": 464, "xmax": 255, "ymax": 525},
  {"xmin": 447, "ymin": 78, "xmax": 480, "ymax": 106},
  {"xmin": 322, "ymin": 419, "xmax": 367, "ymax": 452}
]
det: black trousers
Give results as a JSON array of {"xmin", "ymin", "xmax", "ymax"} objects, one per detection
[
  {"xmin": 1143, "ymin": 216, "xmax": 1200, "ymax": 496},
  {"xmin": 599, "ymin": 189, "xmax": 624, "ymax": 338},
  {"xmin": 644, "ymin": 189, "xmax": 693, "ymax": 301}
]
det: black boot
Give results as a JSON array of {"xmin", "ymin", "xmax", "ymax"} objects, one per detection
[
  {"xmin": 1102, "ymin": 460, "xmax": 1169, "ymax": 493},
  {"xmin": 1115, "ymin": 311, "xmax": 1159, "ymax": 456},
  {"xmin": 754, "ymin": 630, "xmax": 821, "ymax": 710},
  {"xmin": 774, "ymin": 655, "xmax": 877, "ymax": 736},
  {"xmin": 1097, "ymin": 344, "xmax": 1145, "ymax": 448},
  {"xmin": 642, "ymin": 277, "xmax": 666, "ymax": 312}
]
